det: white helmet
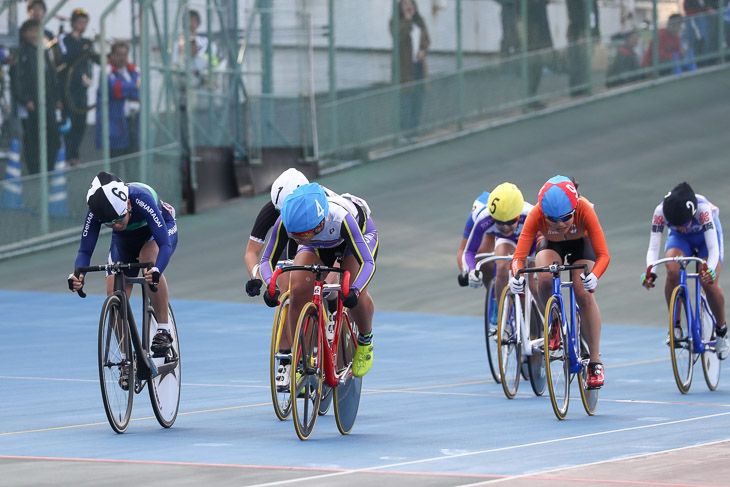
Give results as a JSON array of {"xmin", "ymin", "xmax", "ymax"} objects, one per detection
[
  {"xmin": 270, "ymin": 168, "xmax": 309, "ymax": 210},
  {"xmin": 87, "ymin": 171, "xmax": 129, "ymax": 223}
]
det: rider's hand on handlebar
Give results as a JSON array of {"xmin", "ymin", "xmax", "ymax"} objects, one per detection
[
  {"xmin": 580, "ymin": 272, "xmax": 598, "ymax": 293},
  {"xmin": 264, "ymin": 286, "xmax": 280, "ymax": 307},
  {"xmin": 457, "ymin": 272, "xmax": 469, "ymax": 287},
  {"xmin": 509, "ymin": 274, "xmax": 525, "ymax": 295},
  {"xmin": 245, "ymin": 278, "xmax": 263, "ymax": 297},
  {"xmin": 641, "ymin": 272, "xmax": 656, "ymax": 289},
  {"xmin": 467, "ymin": 269, "xmax": 482, "ymax": 289},
  {"xmin": 343, "ymin": 288, "xmax": 360, "ymax": 309},
  {"xmin": 700, "ymin": 265, "xmax": 717, "ymax": 286},
  {"xmin": 67, "ymin": 273, "xmax": 84, "ymax": 292},
  {"xmin": 143, "ymin": 266, "xmax": 161, "ymax": 288}
]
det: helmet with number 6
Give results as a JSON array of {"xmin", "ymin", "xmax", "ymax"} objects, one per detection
[
  {"xmin": 488, "ymin": 182, "xmax": 524, "ymax": 222},
  {"xmin": 663, "ymin": 182, "xmax": 697, "ymax": 226},
  {"xmin": 538, "ymin": 175, "xmax": 579, "ymax": 218},
  {"xmin": 270, "ymin": 168, "xmax": 309, "ymax": 211},
  {"xmin": 281, "ymin": 183, "xmax": 329, "ymax": 233},
  {"xmin": 86, "ymin": 171, "xmax": 129, "ymax": 223}
]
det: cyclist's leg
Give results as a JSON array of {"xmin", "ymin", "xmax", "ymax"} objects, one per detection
[
  {"xmin": 493, "ymin": 239, "xmax": 515, "ymax": 296},
  {"xmin": 478, "ymin": 234, "xmax": 496, "ymax": 286},
  {"xmin": 534, "ymin": 247, "xmax": 561, "ymax": 307},
  {"xmin": 701, "ymin": 261, "xmax": 725, "ymax": 326},
  {"xmin": 663, "ymin": 230, "xmax": 693, "ymax": 307},
  {"xmin": 572, "ymin": 264, "xmax": 601, "ymax": 363}
]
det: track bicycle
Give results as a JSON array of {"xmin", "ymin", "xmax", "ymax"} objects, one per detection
[
  {"xmin": 71, "ymin": 262, "xmax": 181, "ymax": 433},
  {"xmin": 471, "ymin": 252, "xmax": 505, "ymax": 384},
  {"xmin": 646, "ymin": 256, "xmax": 721, "ymax": 393},
  {"xmin": 267, "ymin": 264, "xmax": 361, "ymax": 440},
  {"xmin": 497, "ymin": 264, "xmax": 546, "ymax": 399},
  {"xmin": 267, "ymin": 261, "xmax": 335, "ymax": 421},
  {"xmin": 527, "ymin": 263, "xmax": 597, "ymax": 420}
]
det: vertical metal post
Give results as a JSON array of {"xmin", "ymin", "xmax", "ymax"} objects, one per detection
[
  {"xmin": 584, "ymin": 0, "xmax": 593, "ymax": 93},
  {"xmin": 651, "ymin": 0, "xmax": 659, "ymax": 77},
  {"xmin": 181, "ymin": 2, "xmax": 196, "ymax": 189},
  {"xmin": 391, "ymin": 0, "xmax": 401, "ymax": 136},
  {"xmin": 520, "ymin": 0, "xmax": 529, "ymax": 105},
  {"xmin": 261, "ymin": 0, "xmax": 273, "ymax": 146},
  {"xmin": 328, "ymin": 0, "xmax": 337, "ymax": 157},
  {"xmin": 456, "ymin": 0, "xmax": 464, "ymax": 130},
  {"xmin": 100, "ymin": 0, "xmax": 125, "ymax": 172},
  {"xmin": 38, "ymin": 0, "xmax": 70, "ymax": 235},
  {"xmin": 139, "ymin": 0, "xmax": 155, "ymax": 182},
  {"xmin": 305, "ymin": 13, "xmax": 318, "ymax": 162}
]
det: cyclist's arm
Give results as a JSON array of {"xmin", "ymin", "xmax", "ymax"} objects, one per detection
[
  {"xmin": 340, "ymin": 213, "xmax": 376, "ymax": 291},
  {"xmin": 645, "ymin": 205, "xmax": 665, "ymax": 267},
  {"xmin": 73, "ymin": 211, "xmax": 102, "ymax": 272},
  {"xmin": 246, "ymin": 201, "xmax": 278, "ymax": 276},
  {"xmin": 581, "ymin": 203, "xmax": 610, "ymax": 278},
  {"xmin": 135, "ymin": 193, "xmax": 173, "ymax": 273},
  {"xmin": 463, "ymin": 215, "xmax": 490, "ymax": 272},
  {"xmin": 699, "ymin": 204, "xmax": 721, "ymax": 270},
  {"xmin": 511, "ymin": 207, "xmax": 541, "ymax": 276},
  {"xmin": 259, "ymin": 216, "xmax": 289, "ymax": 285}
]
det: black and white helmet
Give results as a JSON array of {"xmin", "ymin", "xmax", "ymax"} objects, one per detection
[
  {"xmin": 663, "ymin": 182, "xmax": 697, "ymax": 227},
  {"xmin": 86, "ymin": 172, "xmax": 129, "ymax": 223},
  {"xmin": 270, "ymin": 168, "xmax": 309, "ymax": 211}
]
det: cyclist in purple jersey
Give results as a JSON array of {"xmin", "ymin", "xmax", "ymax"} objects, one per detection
[
  {"xmin": 457, "ymin": 191, "xmax": 494, "ymax": 287},
  {"xmin": 260, "ymin": 183, "xmax": 378, "ymax": 382},
  {"xmin": 68, "ymin": 171, "xmax": 178, "ymax": 357}
]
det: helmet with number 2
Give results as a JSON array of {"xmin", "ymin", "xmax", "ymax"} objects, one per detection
[
  {"xmin": 270, "ymin": 168, "xmax": 309, "ymax": 211},
  {"xmin": 488, "ymin": 182, "xmax": 524, "ymax": 222},
  {"xmin": 86, "ymin": 171, "xmax": 129, "ymax": 224},
  {"xmin": 663, "ymin": 182, "xmax": 697, "ymax": 226},
  {"xmin": 281, "ymin": 183, "xmax": 329, "ymax": 233},
  {"xmin": 538, "ymin": 175, "xmax": 579, "ymax": 218}
]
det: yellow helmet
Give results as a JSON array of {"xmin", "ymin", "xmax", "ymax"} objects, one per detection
[{"xmin": 488, "ymin": 182, "xmax": 524, "ymax": 222}]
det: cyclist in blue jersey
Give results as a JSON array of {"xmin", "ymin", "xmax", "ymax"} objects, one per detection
[
  {"xmin": 457, "ymin": 191, "xmax": 494, "ymax": 287},
  {"xmin": 68, "ymin": 172, "xmax": 178, "ymax": 357},
  {"xmin": 259, "ymin": 183, "xmax": 378, "ymax": 383}
]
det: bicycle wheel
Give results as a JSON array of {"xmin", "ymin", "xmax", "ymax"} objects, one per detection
[
  {"xmin": 497, "ymin": 287, "xmax": 521, "ymax": 399},
  {"xmin": 291, "ymin": 302, "xmax": 323, "ymax": 440},
  {"xmin": 576, "ymin": 307, "xmax": 598, "ymax": 416},
  {"xmin": 700, "ymin": 296, "xmax": 720, "ymax": 391},
  {"xmin": 484, "ymin": 279, "xmax": 501, "ymax": 384},
  {"xmin": 148, "ymin": 304, "xmax": 181, "ymax": 428},
  {"xmin": 269, "ymin": 291, "xmax": 292, "ymax": 420},
  {"xmin": 98, "ymin": 294, "xmax": 134, "ymax": 434},
  {"xmin": 544, "ymin": 296, "xmax": 569, "ymax": 420},
  {"xmin": 318, "ymin": 306, "xmax": 335, "ymax": 417},
  {"xmin": 334, "ymin": 311, "xmax": 362, "ymax": 435},
  {"xmin": 527, "ymin": 299, "xmax": 546, "ymax": 396},
  {"xmin": 668, "ymin": 286, "xmax": 693, "ymax": 394}
]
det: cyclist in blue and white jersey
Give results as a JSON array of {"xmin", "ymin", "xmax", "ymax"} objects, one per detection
[
  {"xmin": 457, "ymin": 191, "xmax": 493, "ymax": 286},
  {"xmin": 463, "ymin": 183, "xmax": 537, "ymax": 298},
  {"xmin": 259, "ymin": 183, "xmax": 378, "ymax": 385},
  {"xmin": 68, "ymin": 171, "xmax": 178, "ymax": 357},
  {"xmin": 642, "ymin": 182, "xmax": 728, "ymax": 359}
]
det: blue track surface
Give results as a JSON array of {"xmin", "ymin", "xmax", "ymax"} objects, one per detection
[{"xmin": 2, "ymin": 290, "xmax": 730, "ymax": 480}]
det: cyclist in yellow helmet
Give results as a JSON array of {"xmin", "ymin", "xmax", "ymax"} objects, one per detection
[{"xmin": 463, "ymin": 182, "xmax": 538, "ymax": 298}]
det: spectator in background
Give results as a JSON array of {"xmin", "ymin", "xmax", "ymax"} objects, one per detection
[
  {"xmin": 26, "ymin": 0, "xmax": 55, "ymax": 43},
  {"xmin": 96, "ymin": 41, "xmax": 140, "ymax": 160},
  {"xmin": 390, "ymin": 0, "xmax": 430, "ymax": 140},
  {"xmin": 173, "ymin": 9, "xmax": 219, "ymax": 88},
  {"xmin": 566, "ymin": 0, "xmax": 600, "ymax": 96},
  {"xmin": 525, "ymin": 0, "xmax": 553, "ymax": 110},
  {"xmin": 496, "ymin": 0, "xmax": 520, "ymax": 60},
  {"xmin": 606, "ymin": 30, "xmax": 642, "ymax": 87},
  {"xmin": 57, "ymin": 8, "xmax": 100, "ymax": 166},
  {"xmin": 683, "ymin": 0, "xmax": 717, "ymax": 63},
  {"xmin": 641, "ymin": 14, "xmax": 685, "ymax": 75},
  {"xmin": 10, "ymin": 19, "xmax": 61, "ymax": 175}
]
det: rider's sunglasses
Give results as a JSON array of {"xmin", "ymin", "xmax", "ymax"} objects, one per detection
[
  {"xmin": 546, "ymin": 210, "xmax": 575, "ymax": 223},
  {"xmin": 103, "ymin": 209, "xmax": 128, "ymax": 227},
  {"xmin": 494, "ymin": 217, "xmax": 518, "ymax": 227}
]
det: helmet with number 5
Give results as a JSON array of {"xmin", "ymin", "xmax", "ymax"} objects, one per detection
[
  {"xmin": 663, "ymin": 182, "xmax": 697, "ymax": 226},
  {"xmin": 86, "ymin": 171, "xmax": 129, "ymax": 223},
  {"xmin": 538, "ymin": 175, "xmax": 579, "ymax": 218},
  {"xmin": 488, "ymin": 182, "xmax": 524, "ymax": 222},
  {"xmin": 270, "ymin": 168, "xmax": 309, "ymax": 211},
  {"xmin": 281, "ymin": 183, "xmax": 329, "ymax": 233}
]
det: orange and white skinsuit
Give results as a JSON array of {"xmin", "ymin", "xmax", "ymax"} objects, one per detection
[{"xmin": 511, "ymin": 197, "xmax": 610, "ymax": 363}]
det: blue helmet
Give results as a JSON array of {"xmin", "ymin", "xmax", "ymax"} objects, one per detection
[{"xmin": 280, "ymin": 183, "xmax": 329, "ymax": 233}]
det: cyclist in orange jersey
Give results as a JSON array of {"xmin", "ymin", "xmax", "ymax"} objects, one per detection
[{"xmin": 509, "ymin": 175, "xmax": 610, "ymax": 388}]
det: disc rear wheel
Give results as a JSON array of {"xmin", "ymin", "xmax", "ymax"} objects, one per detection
[
  {"xmin": 484, "ymin": 279, "xmax": 501, "ymax": 384},
  {"xmin": 700, "ymin": 296, "xmax": 720, "ymax": 391},
  {"xmin": 270, "ymin": 292, "xmax": 292, "ymax": 420},
  {"xmin": 576, "ymin": 307, "xmax": 598, "ymax": 415},
  {"xmin": 527, "ymin": 299, "xmax": 546, "ymax": 396},
  {"xmin": 334, "ymin": 311, "xmax": 362, "ymax": 435},
  {"xmin": 148, "ymin": 304, "xmax": 181, "ymax": 428}
]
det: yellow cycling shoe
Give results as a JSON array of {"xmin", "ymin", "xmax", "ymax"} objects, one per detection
[{"xmin": 352, "ymin": 339, "xmax": 374, "ymax": 378}]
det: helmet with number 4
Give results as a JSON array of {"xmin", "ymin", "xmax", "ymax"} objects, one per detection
[
  {"xmin": 86, "ymin": 171, "xmax": 129, "ymax": 224},
  {"xmin": 488, "ymin": 182, "xmax": 524, "ymax": 222},
  {"xmin": 270, "ymin": 168, "xmax": 309, "ymax": 211},
  {"xmin": 538, "ymin": 175, "xmax": 579, "ymax": 218},
  {"xmin": 663, "ymin": 182, "xmax": 697, "ymax": 226},
  {"xmin": 281, "ymin": 183, "xmax": 329, "ymax": 233}
]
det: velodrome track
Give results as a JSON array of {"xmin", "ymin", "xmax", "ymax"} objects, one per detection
[{"xmin": 1, "ymin": 67, "xmax": 729, "ymax": 485}]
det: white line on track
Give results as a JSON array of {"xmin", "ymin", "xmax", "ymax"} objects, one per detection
[{"xmin": 240, "ymin": 412, "xmax": 730, "ymax": 487}]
